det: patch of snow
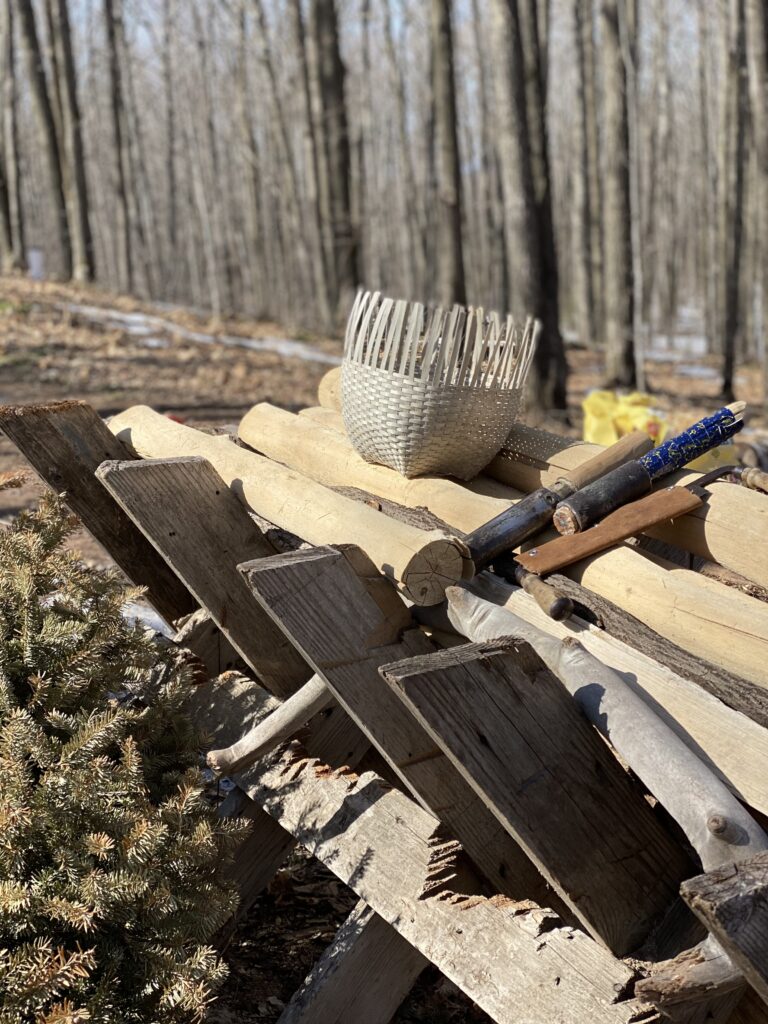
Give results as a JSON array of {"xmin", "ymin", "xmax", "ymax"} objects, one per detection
[{"xmin": 64, "ymin": 302, "xmax": 341, "ymax": 367}]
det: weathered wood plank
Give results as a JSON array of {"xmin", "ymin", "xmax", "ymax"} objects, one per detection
[
  {"xmin": 97, "ymin": 456, "xmax": 311, "ymax": 698},
  {"xmin": 108, "ymin": 405, "xmax": 468, "ymax": 606},
  {"xmin": 442, "ymin": 573, "xmax": 768, "ymax": 819},
  {"xmin": 728, "ymin": 988, "xmax": 768, "ymax": 1023},
  {"xmin": 241, "ymin": 544, "xmax": 562, "ymax": 909},
  {"xmin": 431, "ymin": 580, "xmax": 768, "ymax": 870},
  {"xmin": 681, "ymin": 853, "xmax": 768, "ymax": 1008},
  {"xmin": 234, "ymin": 743, "xmax": 653, "ymax": 1024},
  {"xmin": 383, "ymin": 640, "xmax": 690, "ymax": 956},
  {"xmin": 173, "ymin": 608, "xmax": 245, "ymax": 677},
  {"xmin": 277, "ymin": 902, "xmax": 427, "ymax": 1024},
  {"xmin": 0, "ymin": 400, "xmax": 195, "ymax": 623}
]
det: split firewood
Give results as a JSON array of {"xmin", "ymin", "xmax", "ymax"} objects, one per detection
[{"xmin": 107, "ymin": 405, "xmax": 469, "ymax": 606}]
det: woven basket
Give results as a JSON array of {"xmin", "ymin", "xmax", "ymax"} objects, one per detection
[{"xmin": 342, "ymin": 291, "xmax": 539, "ymax": 479}]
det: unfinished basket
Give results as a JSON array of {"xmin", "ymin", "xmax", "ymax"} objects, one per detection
[{"xmin": 342, "ymin": 291, "xmax": 539, "ymax": 480}]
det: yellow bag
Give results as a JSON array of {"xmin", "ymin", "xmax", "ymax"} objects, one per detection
[
  {"xmin": 582, "ymin": 390, "xmax": 736, "ymax": 471},
  {"xmin": 582, "ymin": 390, "xmax": 668, "ymax": 447}
]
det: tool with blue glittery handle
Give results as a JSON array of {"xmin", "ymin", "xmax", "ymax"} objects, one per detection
[{"xmin": 552, "ymin": 402, "xmax": 746, "ymax": 535}]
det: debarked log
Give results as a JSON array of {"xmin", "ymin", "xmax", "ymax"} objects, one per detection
[
  {"xmin": 429, "ymin": 580, "xmax": 768, "ymax": 871},
  {"xmin": 240, "ymin": 402, "xmax": 768, "ymax": 687},
  {"xmin": 208, "ymin": 675, "xmax": 334, "ymax": 775},
  {"xmin": 107, "ymin": 405, "xmax": 468, "ymax": 606}
]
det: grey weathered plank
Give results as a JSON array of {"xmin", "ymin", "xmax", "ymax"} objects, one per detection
[
  {"xmin": 241, "ymin": 544, "xmax": 567, "ymax": 910},
  {"xmin": 97, "ymin": 455, "xmax": 311, "ymax": 698},
  {"xmin": 0, "ymin": 400, "xmax": 195, "ymax": 623},
  {"xmin": 234, "ymin": 740, "xmax": 652, "ymax": 1024},
  {"xmin": 278, "ymin": 902, "xmax": 427, "ymax": 1024},
  {"xmin": 382, "ymin": 639, "xmax": 691, "ymax": 956},
  {"xmin": 682, "ymin": 853, "xmax": 768, "ymax": 1008}
]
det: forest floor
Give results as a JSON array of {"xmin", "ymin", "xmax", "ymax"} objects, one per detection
[{"xmin": 1, "ymin": 275, "xmax": 767, "ymax": 1021}]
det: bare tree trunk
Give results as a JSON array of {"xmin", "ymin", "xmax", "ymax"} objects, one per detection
[
  {"xmin": 572, "ymin": 0, "xmax": 596, "ymax": 346},
  {"xmin": 288, "ymin": 0, "xmax": 331, "ymax": 326},
  {"xmin": 103, "ymin": 0, "xmax": 131, "ymax": 291},
  {"xmin": 3, "ymin": 0, "xmax": 23, "ymax": 269},
  {"xmin": 0, "ymin": 0, "xmax": 14, "ymax": 270},
  {"xmin": 430, "ymin": 0, "xmax": 465, "ymax": 307},
  {"xmin": 600, "ymin": 0, "xmax": 635, "ymax": 386},
  {"xmin": 15, "ymin": 0, "xmax": 71, "ymax": 277},
  {"xmin": 745, "ymin": 0, "xmax": 768, "ymax": 404},
  {"xmin": 583, "ymin": 0, "xmax": 604, "ymax": 335},
  {"xmin": 469, "ymin": 0, "xmax": 506, "ymax": 312},
  {"xmin": 384, "ymin": 0, "xmax": 425, "ymax": 298},
  {"xmin": 52, "ymin": 0, "xmax": 94, "ymax": 281},
  {"xmin": 163, "ymin": 0, "xmax": 176, "ymax": 289},
  {"xmin": 516, "ymin": 0, "xmax": 568, "ymax": 409},
  {"xmin": 310, "ymin": 0, "xmax": 358, "ymax": 317},
  {"xmin": 699, "ymin": 4, "xmax": 719, "ymax": 356},
  {"xmin": 721, "ymin": 0, "xmax": 747, "ymax": 400}
]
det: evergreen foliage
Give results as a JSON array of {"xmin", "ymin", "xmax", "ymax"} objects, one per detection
[{"xmin": 0, "ymin": 495, "xmax": 244, "ymax": 1023}]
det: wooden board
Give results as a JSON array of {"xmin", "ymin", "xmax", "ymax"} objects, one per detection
[
  {"xmin": 107, "ymin": 405, "xmax": 468, "ymax": 606},
  {"xmin": 0, "ymin": 400, "xmax": 196, "ymax": 624},
  {"xmin": 234, "ymin": 744, "xmax": 655, "ymax": 1024},
  {"xmin": 278, "ymin": 902, "xmax": 426, "ymax": 1024},
  {"xmin": 682, "ymin": 854, "xmax": 768, "ymax": 1008},
  {"xmin": 384, "ymin": 640, "xmax": 691, "ymax": 956},
  {"xmin": 97, "ymin": 456, "xmax": 311, "ymax": 698},
  {"xmin": 241, "ymin": 544, "xmax": 564, "ymax": 910},
  {"xmin": 441, "ymin": 574, "xmax": 768, "ymax": 820}
]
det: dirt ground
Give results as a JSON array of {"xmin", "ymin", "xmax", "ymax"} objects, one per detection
[{"xmin": 2, "ymin": 274, "xmax": 766, "ymax": 1021}]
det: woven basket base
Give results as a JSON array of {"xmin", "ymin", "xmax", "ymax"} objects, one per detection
[{"xmin": 342, "ymin": 362, "xmax": 524, "ymax": 480}]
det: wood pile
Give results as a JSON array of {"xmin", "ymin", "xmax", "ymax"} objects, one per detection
[{"xmin": 3, "ymin": 375, "xmax": 768, "ymax": 1024}]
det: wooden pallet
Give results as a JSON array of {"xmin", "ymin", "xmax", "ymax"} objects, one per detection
[{"xmin": 3, "ymin": 397, "xmax": 768, "ymax": 1024}]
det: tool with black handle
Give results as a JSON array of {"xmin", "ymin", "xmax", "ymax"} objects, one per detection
[
  {"xmin": 552, "ymin": 402, "xmax": 745, "ymax": 536},
  {"xmin": 466, "ymin": 430, "xmax": 653, "ymax": 569},
  {"xmin": 463, "ymin": 430, "xmax": 653, "ymax": 620}
]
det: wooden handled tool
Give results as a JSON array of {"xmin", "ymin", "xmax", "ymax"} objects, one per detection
[
  {"xmin": 516, "ymin": 467, "xmax": 733, "ymax": 577},
  {"xmin": 492, "ymin": 556, "xmax": 574, "ymax": 620},
  {"xmin": 465, "ymin": 430, "xmax": 653, "ymax": 569},
  {"xmin": 553, "ymin": 403, "xmax": 745, "ymax": 535}
]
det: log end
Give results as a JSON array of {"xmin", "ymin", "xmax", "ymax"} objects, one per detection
[{"xmin": 401, "ymin": 536, "xmax": 469, "ymax": 607}]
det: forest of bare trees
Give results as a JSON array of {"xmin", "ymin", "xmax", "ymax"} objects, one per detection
[{"xmin": 0, "ymin": 0, "xmax": 766, "ymax": 409}]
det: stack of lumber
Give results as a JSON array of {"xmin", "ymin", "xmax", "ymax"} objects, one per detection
[{"xmin": 3, "ymin": 380, "xmax": 768, "ymax": 1024}]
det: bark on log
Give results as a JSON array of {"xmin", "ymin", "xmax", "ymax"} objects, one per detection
[
  {"xmin": 383, "ymin": 639, "xmax": 691, "ymax": 956},
  {"xmin": 108, "ymin": 406, "xmax": 468, "ymax": 605},
  {"xmin": 240, "ymin": 403, "xmax": 768, "ymax": 686}
]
